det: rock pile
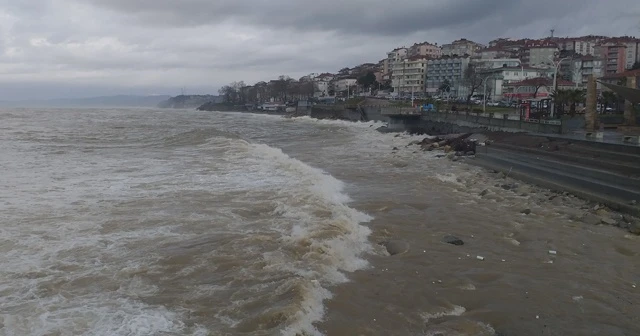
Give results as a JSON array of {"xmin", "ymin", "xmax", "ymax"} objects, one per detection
[{"xmin": 408, "ymin": 133, "xmax": 478, "ymax": 158}]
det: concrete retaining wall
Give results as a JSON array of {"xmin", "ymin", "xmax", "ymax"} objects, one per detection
[
  {"xmin": 310, "ymin": 106, "xmax": 363, "ymax": 121},
  {"xmin": 416, "ymin": 111, "xmax": 562, "ymax": 134}
]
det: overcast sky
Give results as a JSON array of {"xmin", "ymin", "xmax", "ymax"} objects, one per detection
[{"xmin": 0, "ymin": 0, "xmax": 638, "ymax": 100}]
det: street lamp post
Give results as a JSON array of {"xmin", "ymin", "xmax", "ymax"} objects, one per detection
[{"xmin": 549, "ymin": 56, "xmax": 570, "ymax": 117}]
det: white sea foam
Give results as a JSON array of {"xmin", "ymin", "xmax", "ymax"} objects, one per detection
[
  {"xmin": 241, "ymin": 143, "xmax": 373, "ymax": 335},
  {"xmin": 420, "ymin": 305, "xmax": 467, "ymax": 323}
]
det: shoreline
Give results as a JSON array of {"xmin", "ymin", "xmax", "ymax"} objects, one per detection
[{"xmin": 312, "ymin": 129, "xmax": 640, "ymax": 335}]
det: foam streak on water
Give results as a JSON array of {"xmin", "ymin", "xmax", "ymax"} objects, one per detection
[{"xmin": 0, "ymin": 108, "xmax": 373, "ymax": 336}]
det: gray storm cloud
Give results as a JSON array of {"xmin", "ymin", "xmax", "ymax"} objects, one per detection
[{"xmin": 0, "ymin": 0, "xmax": 637, "ymax": 100}]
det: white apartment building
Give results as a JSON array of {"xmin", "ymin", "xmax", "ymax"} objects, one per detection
[
  {"xmin": 333, "ymin": 78, "xmax": 357, "ymax": 93},
  {"xmin": 621, "ymin": 39, "xmax": 640, "ymax": 69},
  {"xmin": 570, "ymin": 55, "xmax": 603, "ymax": 87},
  {"xmin": 313, "ymin": 80, "xmax": 331, "ymax": 97},
  {"xmin": 479, "ymin": 67, "xmax": 554, "ymax": 101},
  {"xmin": 387, "ymin": 48, "xmax": 408, "ymax": 64},
  {"xmin": 391, "ymin": 56, "xmax": 428, "ymax": 95}
]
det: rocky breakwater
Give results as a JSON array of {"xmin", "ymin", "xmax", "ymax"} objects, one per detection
[{"xmin": 406, "ymin": 133, "xmax": 485, "ymax": 161}]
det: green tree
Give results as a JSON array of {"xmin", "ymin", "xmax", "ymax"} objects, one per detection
[
  {"xmin": 551, "ymin": 89, "xmax": 570, "ymax": 116},
  {"xmin": 357, "ymin": 72, "xmax": 377, "ymax": 90},
  {"xmin": 439, "ymin": 79, "xmax": 452, "ymax": 94},
  {"xmin": 463, "ymin": 64, "xmax": 483, "ymax": 105},
  {"xmin": 568, "ymin": 89, "xmax": 586, "ymax": 116},
  {"xmin": 379, "ymin": 79, "xmax": 392, "ymax": 91},
  {"xmin": 601, "ymin": 91, "xmax": 618, "ymax": 112}
]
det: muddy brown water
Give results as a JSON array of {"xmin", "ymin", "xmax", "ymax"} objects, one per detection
[{"xmin": 1, "ymin": 108, "xmax": 638, "ymax": 336}]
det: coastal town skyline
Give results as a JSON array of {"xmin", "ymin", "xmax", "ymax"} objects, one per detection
[{"xmin": 0, "ymin": 0, "xmax": 638, "ymax": 100}]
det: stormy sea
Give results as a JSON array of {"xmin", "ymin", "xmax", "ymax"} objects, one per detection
[{"xmin": 1, "ymin": 108, "xmax": 638, "ymax": 336}]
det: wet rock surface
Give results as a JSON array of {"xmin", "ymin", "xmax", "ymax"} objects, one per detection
[
  {"xmin": 443, "ymin": 235, "xmax": 465, "ymax": 246},
  {"xmin": 380, "ymin": 240, "xmax": 410, "ymax": 256}
]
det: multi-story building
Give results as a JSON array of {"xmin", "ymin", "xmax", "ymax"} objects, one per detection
[
  {"xmin": 408, "ymin": 42, "xmax": 442, "ymax": 58},
  {"xmin": 556, "ymin": 35, "xmax": 607, "ymax": 56},
  {"xmin": 605, "ymin": 37, "xmax": 640, "ymax": 69},
  {"xmin": 313, "ymin": 80, "xmax": 331, "ymax": 97},
  {"xmin": 503, "ymin": 77, "xmax": 576, "ymax": 100},
  {"xmin": 391, "ymin": 55, "xmax": 428, "ymax": 95},
  {"xmin": 569, "ymin": 55, "xmax": 604, "ymax": 87},
  {"xmin": 333, "ymin": 78, "xmax": 357, "ymax": 93},
  {"xmin": 521, "ymin": 40, "xmax": 559, "ymax": 67},
  {"xmin": 600, "ymin": 68, "xmax": 640, "ymax": 88},
  {"xmin": 473, "ymin": 58, "xmax": 523, "ymax": 69},
  {"xmin": 425, "ymin": 56, "xmax": 471, "ymax": 97},
  {"xmin": 441, "ymin": 39, "xmax": 483, "ymax": 57},
  {"xmin": 478, "ymin": 47, "xmax": 516, "ymax": 60},
  {"xmin": 387, "ymin": 47, "xmax": 408, "ymax": 64},
  {"xmin": 478, "ymin": 67, "xmax": 554, "ymax": 101},
  {"xmin": 595, "ymin": 42, "xmax": 627, "ymax": 75}
]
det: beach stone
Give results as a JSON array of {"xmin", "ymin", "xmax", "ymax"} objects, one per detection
[
  {"xmin": 465, "ymin": 151, "xmax": 475, "ymax": 156},
  {"xmin": 497, "ymin": 172, "xmax": 506, "ymax": 179},
  {"xmin": 630, "ymin": 200, "xmax": 637, "ymax": 205},
  {"xmin": 622, "ymin": 215, "xmax": 635, "ymax": 224},
  {"xmin": 629, "ymin": 221, "xmax": 640, "ymax": 235},
  {"xmin": 442, "ymin": 235, "xmax": 464, "ymax": 246},
  {"xmin": 521, "ymin": 209, "xmax": 532, "ymax": 215},
  {"xmin": 479, "ymin": 189, "xmax": 489, "ymax": 197},
  {"xmin": 455, "ymin": 151, "xmax": 464, "ymax": 156},
  {"xmin": 452, "ymin": 156, "xmax": 460, "ymax": 162},
  {"xmin": 392, "ymin": 147, "xmax": 399, "ymax": 151},
  {"xmin": 600, "ymin": 217, "xmax": 617, "ymax": 226},
  {"xmin": 551, "ymin": 197, "xmax": 564, "ymax": 206},
  {"xmin": 444, "ymin": 145, "xmax": 452, "ymax": 153},
  {"xmin": 582, "ymin": 213, "xmax": 602, "ymax": 226},
  {"xmin": 380, "ymin": 240, "xmax": 410, "ymax": 256}
]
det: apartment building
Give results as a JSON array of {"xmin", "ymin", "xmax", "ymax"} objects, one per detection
[
  {"xmin": 521, "ymin": 40, "xmax": 559, "ymax": 67},
  {"xmin": 478, "ymin": 47, "xmax": 516, "ymax": 60},
  {"xmin": 478, "ymin": 67, "xmax": 554, "ymax": 101},
  {"xmin": 569, "ymin": 55, "xmax": 604, "ymax": 87},
  {"xmin": 556, "ymin": 36, "xmax": 607, "ymax": 56},
  {"xmin": 387, "ymin": 47, "xmax": 408, "ymax": 64},
  {"xmin": 332, "ymin": 78, "xmax": 357, "ymax": 93},
  {"xmin": 441, "ymin": 39, "xmax": 483, "ymax": 57},
  {"xmin": 473, "ymin": 58, "xmax": 522, "ymax": 69},
  {"xmin": 425, "ymin": 56, "xmax": 471, "ymax": 97},
  {"xmin": 391, "ymin": 55, "xmax": 428, "ymax": 95},
  {"xmin": 408, "ymin": 42, "xmax": 442, "ymax": 58},
  {"xmin": 595, "ymin": 42, "xmax": 627, "ymax": 75},
  {"xmin": 606, "ymin": 37, "xmax": 640, "ymax": 69}
]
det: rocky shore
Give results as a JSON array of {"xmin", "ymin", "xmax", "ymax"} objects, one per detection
[{"xmin": 400, "ymin": 131, "xmax": 640, "ymax": 236}]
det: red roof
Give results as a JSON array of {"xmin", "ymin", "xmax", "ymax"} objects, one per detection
[{"xmin": 601, "ymin": 69, "xmax": 640, "ymax": 79}]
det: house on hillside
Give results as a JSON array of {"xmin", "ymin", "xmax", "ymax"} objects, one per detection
[{"xmin": 503, "ymin": 77, "xmax": 576, "ymax": 100}]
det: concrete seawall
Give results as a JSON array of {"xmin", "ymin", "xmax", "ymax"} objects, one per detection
[{"xmin": 309, "ymin": 104, "xmax": 590, "ymax": 135}]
